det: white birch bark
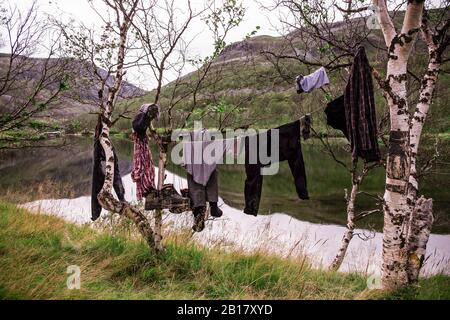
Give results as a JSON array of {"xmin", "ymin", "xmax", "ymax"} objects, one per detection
[
  {"xmin": 374, "ymin": 0, "xmax": 425, "ymax": 289},
  {"xmin": 406, "ymin": 197, "xmax": 433, "ymax": 283},
  {"xmin": 96, "ymin": 1, "xmax": 156, "ymax": 251},
  {"xmin": 330, "ymin": 178, "xmax": 358, "ymax": 271},
  {"xmin": 407, "ymin": 15, "xmax": 441, "ymax": 203},
  {"xmin": 404, "ymin": 13, "xmax": 442, "ymax": 282},
  {"xmin": 381, "ymin": 51, "xmax": 412, "ymax": 291}
]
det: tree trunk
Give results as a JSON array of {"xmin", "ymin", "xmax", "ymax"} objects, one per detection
[
  {"xmin": 96, "ymin": 2, "xmax": 156, "ymax": 252},
  {"xmin": 154, "ymin": 148, "xmax": 167, "ymax": 252},
  {"xmin": 406, "ymin": 197, "xmax": 433, "ymax": 283},
  {"xmin": 403, "ymin": 15, "xmax": 440, "ymax": 283},
  {"xmin": 381, "ymin": 58, "xmax": 412, "ymax": 289},
  {"xmin": 98, "ymin": 122, "xmax": 157, "ymax": 251},
  {"xmin": 378, "ymin": 0, "xmax": 425, "ymax": 290},
  {"xmin": 330, "ymin": 172, "xmax": 359, "ymax": 271}
]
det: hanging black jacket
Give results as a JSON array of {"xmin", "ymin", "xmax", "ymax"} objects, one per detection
[
  {"xmin": 132, "ymin": 103, "xmax": 160, "ymax": 139},
  {"xmin": 344, "ymin": 46, "xmax": 380, "ymax": 162},
  {"xmin": 132, "ymin": 112, "xmax": 150, "ymax": 139},
  {"xmin": 91, "ymin": 139, "xmax": 125, "ymax": 221},
  {"xmin": 244, "ymin": 120, "xmax": 309, "ymax": 216}
]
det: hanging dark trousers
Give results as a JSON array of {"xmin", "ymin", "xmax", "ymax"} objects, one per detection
[
  {"xmin": 244, "ymin": 120, "xmax": 309, "ymax": 216},
  {"xmin": 187, "ymin": 170, "xmax": 219, "ymax": 210},
  {"xmin": 91, "ymin": 138, "xmax": 125, "ymax": 221}
]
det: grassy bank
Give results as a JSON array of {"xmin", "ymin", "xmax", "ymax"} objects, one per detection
[{"xmin": 0, "ymin": 202, "xmax": 448, "ymax": 300}]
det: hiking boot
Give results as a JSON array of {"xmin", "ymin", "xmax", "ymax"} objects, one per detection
[
  {"xmin": 209, "ymin": 202, "xmax": 223, "ymax": 218},
  {"xmin": 160, "ymin": 184, "xmax": 190, "ymax": 214},
  {"xmin": 145, "ymin": 188, "xmax": 161, "ymax": 210},
  {"xmin": 192, "ymin": 206, "xmax": 206, "ymax": 232}
]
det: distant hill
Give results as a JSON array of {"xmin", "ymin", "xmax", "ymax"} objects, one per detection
[
  {"xmin": 116, "ymin": 9, "xmax": 448, "ymax": 135},
  {"xmin": 3, "ymin": 9, "xmax": 448, "ymax": 135},
  {"xmin": 0, "ymin": 53, "xmax": 146, "ymax": 123}
]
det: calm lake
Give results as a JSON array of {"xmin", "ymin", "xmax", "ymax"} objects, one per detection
[{"xmin": 1, "ymin": 135, "xmax": 449, "ymax": 234}]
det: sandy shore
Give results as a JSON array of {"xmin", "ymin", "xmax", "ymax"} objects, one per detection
[{"xmin": 20, "ymin": 169, "xmax": 450, "ymax": 278}]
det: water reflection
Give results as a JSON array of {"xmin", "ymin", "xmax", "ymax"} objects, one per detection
[{"xmin": 0, "ymin": 135, "xmax": 448, "ymax": 234}]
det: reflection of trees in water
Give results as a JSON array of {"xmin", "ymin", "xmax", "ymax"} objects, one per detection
[
  {"xmin": 1, "ymin": 136, "xmax": 449, "ymax": 233},
  {"xmin": 0, "ymin": 136, "xmax": 133, "ymax": 201}
]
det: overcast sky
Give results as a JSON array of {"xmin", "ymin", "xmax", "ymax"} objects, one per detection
[
  {"xmin": 3, "ymin": 0, "xmax": 443, "ymax": 90},
  {"xmin": 4, "ymin": 0, "xmax": 286, "ymax": 90},
  {"xmin": 13, "ymin": 0, "xmax": 283, "ymax": 41}
]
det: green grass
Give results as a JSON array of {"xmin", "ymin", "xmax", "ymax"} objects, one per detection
[{"xmin": 0, "ymin": 201, "xmax": 448, "ymax": 300}]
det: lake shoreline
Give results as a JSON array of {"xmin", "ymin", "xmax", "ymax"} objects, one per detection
[
  {"xmin": 2, "ymin": 134, "xmax": 449, "ymax": 233},
  {"xmin": 20, "ymin": 169, "xmax": 450, "ymax": 278}
]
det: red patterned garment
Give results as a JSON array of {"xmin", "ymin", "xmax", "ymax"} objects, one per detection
[{"xmin": 131, "ymin": 133, "xmax": 155, "ymax": 199}]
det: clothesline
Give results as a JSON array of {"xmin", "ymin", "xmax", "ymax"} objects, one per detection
[{"xmin": 90, "ymin": 49, "xmax": 381, "ymax": 234}]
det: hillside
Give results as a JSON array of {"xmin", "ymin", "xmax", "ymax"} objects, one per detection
[
  {"xmin": 0, "ymin": 53, "xmax": 146, "ymax": 123},
  {"xmin": 104, "ymin": 9, "xmax": 449, "ymax": 136},
  {"xmin": 3, "ymin": 10, "xmax": 448, "ymax": 136},
  {"xmin": 1, "ymin": 201, "xmax": 448, "ymax": 300}
]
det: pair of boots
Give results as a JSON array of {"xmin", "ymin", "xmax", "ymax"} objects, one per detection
[
  {"xmin": 191, "ymin": 203, "xmax": 223, "ymax": 232},
  {"xmin": 145, "ymin": 184, "xmax": 191, "ymax": 213},
  {"xmin": 146, "ymin": 185, "xmax": 223, "ymax": 232},
  {"xmin": 179, "ymin": 189, "xmax": 223, "ymax": 218}
]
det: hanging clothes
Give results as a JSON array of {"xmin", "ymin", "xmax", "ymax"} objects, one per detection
[
  {"xmin": 182, "ymin": 130, "xmax": 234, "ymax": 186},
  {"xmin": 344, "ymin": 46, "xmax": 380, "ymax": 162},
  {"xmin": 183, "ymin": 130, "xmax": 215, "ymax": 187},
  {"xmin": 244, "ymin": 120, "xmax": 309, "ymax": 216},
  {"xmin": 300, "ymin": 114, "xmax": 312, "ymax": 140},
  {"xmin": 324, "ymin": 95, "xmax": 349, "ymax": 140},
  {"xmin": 132, "ymin": 133, "xmax": 156, "ymax": 200},
  {"xmin": 131, "ymin": 104, "xmax": 158, "ymax": 200},
  {"xmin": 184, "ymin": 130, "xmax": 218, "ymax": 211},
  {"xmin": 296, "ymin": 67, "xmax": 330, "ymax": 94},
  {"xmin": 182, "ymin": 130, "xmax": 234, "ymax": 215},
  {"xmin": 91, "ymin": 121, "xmax": 125, "ymax": 221},
  {"xmin": 132, "ymin": 103, "xmax": 160, "ymax": 139},
  {"xmin": 187, "ymin": 170, "xmax": 219, "ymax": 209}
]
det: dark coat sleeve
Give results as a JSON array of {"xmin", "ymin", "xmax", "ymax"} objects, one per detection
[
  {"xmin": 91, "ymin": 140, "xmax": 104, "ymax": 221},
  {"xmin": 91, "ymin": 140, "xmax": 125, "ymax": 221}
]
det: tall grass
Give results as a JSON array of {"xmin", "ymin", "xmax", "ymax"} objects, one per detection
[{"xmin": 0, "ymin": 202, "xmax": 448, "ymax": 300}]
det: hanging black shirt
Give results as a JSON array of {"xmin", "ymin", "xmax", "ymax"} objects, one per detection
[{"xmin": 324, "ymin": 95, "xmax": 349, "ymax": 140}]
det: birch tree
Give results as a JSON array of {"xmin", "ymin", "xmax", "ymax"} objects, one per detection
[
  {"xmin": 373, "ymin": 0, "xmax": 448, "ymax": 289},
  {"xmin": 60, "ymin": 0, "xmax": 246, "ymax": 253},
  {"xmin": 61, "ymin": 0, "xmax": 157, "ymax": 249},
  {"xmin": 265, "ymin": 0, "xmax": 449, "ymax": 288},
  {"xmin": 130, "ymin": 0, "xmax": 245, "ymax": 250},
  {"xmin": 263, "ymin": 0, "xmax": 387, "ymax": 271}
]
